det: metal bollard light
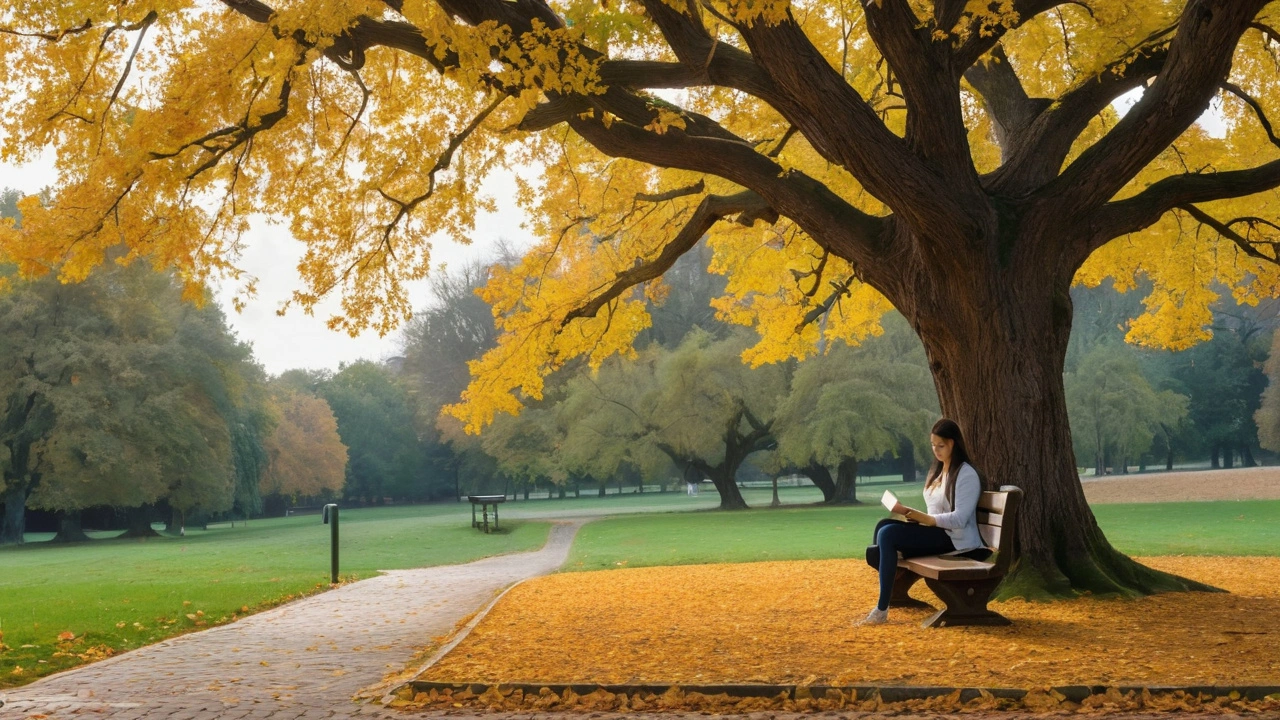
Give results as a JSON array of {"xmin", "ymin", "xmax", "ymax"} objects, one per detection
[{"xmin": 322, "ymin": 503, "xmax": 339, "ymax": 584}]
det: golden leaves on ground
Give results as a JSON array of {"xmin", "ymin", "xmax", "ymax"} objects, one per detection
[
  {"xmin": 396, "ymin": 683, "xmax": 1278, "ymax": 715},
  {"xmin": 421, "ymin": 556, "xmax": 1280, "ymax": 690}
]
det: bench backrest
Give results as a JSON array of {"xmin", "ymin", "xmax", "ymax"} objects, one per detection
[{"xmin": 976, "ymin": 485, "xmax": 1022, "ymax": 576}]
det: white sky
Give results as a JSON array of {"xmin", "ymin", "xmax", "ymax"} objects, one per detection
[{"xmin": 0, "ymin": 154, "xmax": 534, "ymax": 376}]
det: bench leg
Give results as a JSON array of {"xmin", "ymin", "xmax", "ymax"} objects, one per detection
[
  {"xmin": 920, "ymin": 577, "xmax": 1010, "ymax": 628},
  {"xmin": 890, "ymin": 568, "xmax": 934, "ymax": 609}
]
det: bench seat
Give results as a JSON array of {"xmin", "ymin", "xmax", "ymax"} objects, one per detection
[{"xmin": 900, "ymin": 555, "xmax": 997, "ymax": 581}]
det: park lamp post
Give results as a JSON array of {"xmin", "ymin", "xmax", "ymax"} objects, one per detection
[{"xmin": 322, "ymin": 503, "xmax": 339, "ymax": 584}]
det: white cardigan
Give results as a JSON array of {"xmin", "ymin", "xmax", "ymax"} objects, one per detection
[{"xmin": 922, "ymin": 462, "xmax": 983, "ymax": 552}]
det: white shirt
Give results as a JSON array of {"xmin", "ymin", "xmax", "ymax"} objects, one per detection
[{"xmin": 922, "ymin": 462, "xmax": 983, "ymax": 552}]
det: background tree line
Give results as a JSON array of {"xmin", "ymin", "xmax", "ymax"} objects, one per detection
[
  {"xmin": 0, "ymin": 189, "xmax": 447, "ymax": 544},
  {"xmin": 4, "ymin": 183, "xmax": 1278, "ymax": 540},
  {"xmin": 400, "ymin": 244, "xmax": 1279, "ymax": 511}
]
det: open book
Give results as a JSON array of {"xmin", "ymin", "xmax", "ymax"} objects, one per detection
[{"xmin": 881, "ymin": 490, "xmax": 931, "ymax": 524}]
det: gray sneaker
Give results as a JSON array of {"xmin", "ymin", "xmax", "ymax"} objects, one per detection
[{"xmin": 856, "ymin": 607, "xmax": 888, "ymax": 626}]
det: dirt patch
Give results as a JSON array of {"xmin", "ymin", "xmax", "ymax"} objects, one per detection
[
  {"xmin": 1082, "ymin": 466, "xmax": 1280, "ymax": 504},
  {"xmin": 419, "ymin": 557, "xmax": 1280, "ymax": 690}
]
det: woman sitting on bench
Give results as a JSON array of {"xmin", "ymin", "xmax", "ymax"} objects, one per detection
[{"xmin": 857, "ymin": 418, "xmax": 985, "ymax": 626}]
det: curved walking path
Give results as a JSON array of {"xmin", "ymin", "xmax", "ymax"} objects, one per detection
[{"xmin": 1, "ymin": 520, "xmax": 585, "ymax": 719}]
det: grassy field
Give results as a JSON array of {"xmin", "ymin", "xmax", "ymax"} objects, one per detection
[
  {"xmin": 0, "ymin": 504, "xmax": 550, "ymax": 687},
  {"xmin": 4, "ymin": 481, "xmax": 1276, "ymax": 688},
  {"xmin": 564, "ymin": 496, "xmax": 1280, "ymax": 571}
]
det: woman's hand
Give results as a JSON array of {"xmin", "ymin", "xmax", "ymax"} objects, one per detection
[{"xmin": 894, "ymin": 503, "xmax": 937, "ymax": 527}]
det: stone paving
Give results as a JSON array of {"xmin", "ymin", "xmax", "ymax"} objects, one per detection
[{"xmin": 0, "ymin": 521, "xmax": 584, "ymax": 719}]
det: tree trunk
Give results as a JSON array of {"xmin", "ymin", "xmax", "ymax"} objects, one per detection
[
  {"xmin": 598, "ymin": 478, "xmax": 607, "ymax": 497},
  {"xmin": 51, "ymin": 509, "xmax": 91, "ymax": 543},
  {"xmin": 558, "ymin": 486, "xmax": 566, "ymax": 499},
  {"xmin": 900, "ymin": 258, "xmax": 1214, "ymax": 600},
  {"xmin": 1, "ymin": 482, "xmax": 26, "ymax": 545},
  {"xmin": 801, "ymin": 461, "xmax": 837, "ymax": 502},
  {"xmin": 1166, "ymin": 445, "xmax": 1174, "ymax": 472},
  {"xmin": 829, "ymin": 457, "xmax": 861, "ymax": 504},
  {"xmin": 704, "ymin": 464, "xmax": 748, "ymax": 509},
  {"xmin": 898, "ymin": 438, "xmax": 916, "ymax": 483},
  {"xmin": 770, "ymin": 476, "xmax": 780, "ymax": 507},
  {"xmin": 1211, "ymin": 446, "xmax": 1220, "ymax": 468},
  {"xmin": 1223, "ymin": 446, "xmax": 1234, "ymax": 469},
  {"xmin": 1240, "ymin": 443, "xmax": 1257, "ymax": 467},
  {"xmin": 119, "ymin": 505, "xmax": 161, "ymax": 539}
]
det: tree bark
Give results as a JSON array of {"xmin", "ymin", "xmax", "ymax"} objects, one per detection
[
  {"xmin": 1166, "ymin": 445, "xmax": 1174, "ymax": 471},
  {"xmin": 1, "ymin": 482, "xmax": 26, "ymax": 545},
  {"xmin": 1211, "ymin": 446, "xmax": 1220, "ymax": 468},
  {"xmin": 1223, "ymin": 446, "xmax": 1234, "ymax": 469},
  {"xmin": 899, "ymin": 261, "xmax": 1215, "ymax": 599},
  {"xmin": 829, "ymin": 457, "xmax": 861, "ymax": 504},
  {"xmin": 801, "ymin": 461, "xmax": 836, "ymax": 502},
  {"xmin": 770, "ymin": 475, "xmax": 780, "ymax": 507},
  {"xmin": 51, "ymin": 509, "xmax": 91, "ymax": 543},
  {"xmin": 119, "ymin": 505, "xmax": 161, "ymax": 539}
]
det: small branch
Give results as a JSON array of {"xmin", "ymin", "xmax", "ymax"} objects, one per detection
[
  {"xmin": 100, "ymin": 11, "xmax": 159, "ymax": 145},
  {"xmin": 795, "ymin": 275, "xmax": 854, "ymax": 333},
  {"xmin": 376, "ymin": 93, "xmax": 507, "ymax": 245},
  {"xmin": 635, "ymin": 180, "xmax": 705, "ymax": 204},
  {"xmin": 562, "ymin": 190, "xmax": 769, "ymax": 326},
  {"xmin": 1221, "ymin": 81, "xmax": 1280, "ymax": 150},
  {"xmin": 0, "ymin": 18, "xmax": 94, "ymax": 41},
  {"xmin": 1177, "ymin": 204, "xmax": 1280, "ymax": 264}
]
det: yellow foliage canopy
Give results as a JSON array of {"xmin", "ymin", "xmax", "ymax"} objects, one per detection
[{"xmin": 1, "ymin": 0, "xmax": 1278, "ymax": 434}]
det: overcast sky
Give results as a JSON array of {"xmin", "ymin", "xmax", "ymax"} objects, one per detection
[{"xmin": 0, "ymin": 154, "xmax": 534, "ymax": 376}]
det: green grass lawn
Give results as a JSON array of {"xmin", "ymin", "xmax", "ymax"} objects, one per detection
[
  {"xmin": 0, "ymin": 504, "xmax": 550, "ymax": 687},
  {"xmin": 564, "ymin": 497, "xmax": 1280, "ymax": 571}
]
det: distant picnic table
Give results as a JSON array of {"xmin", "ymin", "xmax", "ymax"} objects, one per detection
[{"xmin": 468, "ymin": 495, "xmax": 506, "ymax": 533}]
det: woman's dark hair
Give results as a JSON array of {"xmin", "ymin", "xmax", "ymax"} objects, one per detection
[{"xmin": 926, "ymin": 418, "xmax": 973, "ymax": 506}]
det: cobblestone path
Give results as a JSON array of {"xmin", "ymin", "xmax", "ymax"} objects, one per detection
[{"xmin": 0, "ymin": 521, "xmax": 583, "ymax": 720}]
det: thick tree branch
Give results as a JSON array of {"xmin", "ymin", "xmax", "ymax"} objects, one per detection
[
  {"xmin": 732, "ymin": 10, "xmax": 974, "ymax": 237},
  {"xmin": 861, "ymin": 0, "xmax": 975, "ymax": 178},
  {"xmin": 984, "ymin": 38, "xmax": 1169, "ymax": 194},
  {"xmin": 962, "ymin": 44, "xmax": 1049, "ymax": 163},
  {"xmin": 1045, "ymin": 0, "xmax": 1270, "ymax": 213},
  {"xmin": 562, "ymin": 190, "xmax": 765, "ymax": 326},
  {"xmin": 1089, "ymin": 160, "xmax": 1280, "ymax": 260}
]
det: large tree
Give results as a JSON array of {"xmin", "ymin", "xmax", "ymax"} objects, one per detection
[{"xmin": 4, "ymin": 1, "xmax": 1280, "ymax": 594}]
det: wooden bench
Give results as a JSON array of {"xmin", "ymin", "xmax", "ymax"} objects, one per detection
[
  {"xmin": 891, "ymin": 484, "xmax": 1023, "ymax": 628},
  {"xmin": 467, "ymin": 494, "xmax": 505, "ymax": 533}
]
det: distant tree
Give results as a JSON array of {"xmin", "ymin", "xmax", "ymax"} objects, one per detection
[
  {"xmin": 320, "ymin": 361, "xmax": 427, "ymax": 502},
  {"xmin": 1066, "ymin": 345, "xmax": 1189, "ymax": 476},
  {"xmin": 1258, "ymin": 331, "xmax": 1280, "ymax": 454},
  {"xmin": 261, "ymin": 389, "xmax": 348, "ymax": 501},
  {"xmin": 559, "ymin": 331, "xmax": 784, "ymax": 509},
  {"xmin": 772, "ymin": 314, "xmax": 937, "ymax": 503},
  {"xmin": 1171, "ymin": 327, "xmax": 1269, "ymax": 468},
  {"xmin": 400, "ymin": 260, "xmax": 501, "ymax": 499}
]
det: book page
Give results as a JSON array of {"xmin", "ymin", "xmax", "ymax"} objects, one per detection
[{"xmin": 880, "ymin": 490, "xmax": 897, "ymax": 512}]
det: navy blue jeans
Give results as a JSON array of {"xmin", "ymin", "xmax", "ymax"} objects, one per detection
[{"xmin": 870, "ymin": 519, "xmax": 954, "ymax": 611}]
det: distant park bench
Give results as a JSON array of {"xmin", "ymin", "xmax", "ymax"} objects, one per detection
[
  {"xmin": 468, "ymin": 495, "xmax": 506, "ymax": 533},
  {"xmin": 890, "ymin": 485, "xmax": 1024, "ymax": 628}
]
